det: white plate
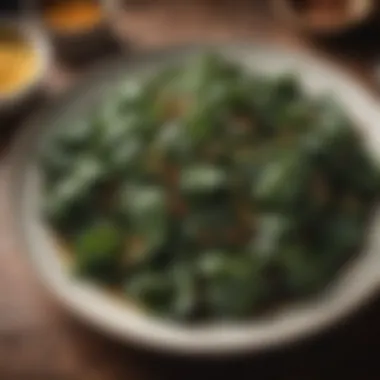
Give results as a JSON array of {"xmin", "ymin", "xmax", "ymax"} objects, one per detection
[{"xmin": 8, "ymin": 43, "xmax": 380, "ymax": 356}]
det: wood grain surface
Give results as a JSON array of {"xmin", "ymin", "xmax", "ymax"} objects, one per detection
[{"xmin": 2, "ymin": 1, "xmax": 380, "ymax": 379}]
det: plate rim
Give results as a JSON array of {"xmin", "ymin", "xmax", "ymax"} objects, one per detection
[{"xmin": 7, "ymin": 41, "xmax": 380, "ymax": 356}]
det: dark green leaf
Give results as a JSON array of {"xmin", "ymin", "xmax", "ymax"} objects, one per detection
[
  {"xmin": 252, "ymin": 150, "xmax": 311, "ymax": 210},
  {"xmin": 121, "ymin": 184, "xmax": 168, "ymax": 251},
  {"xmin": 125, "ymin": 272, "xmax": 174, "ymax": 315},
  {"xmin": 180, "ymin": 164, "xmax": 227, "ymax": 195},
  {"xmin": 249, "ymin": 214, "xmax": 296, "ymax": 261},
  {"xmin": 74, "ymin": 222, "xmax": 124, "ymax": 283}
]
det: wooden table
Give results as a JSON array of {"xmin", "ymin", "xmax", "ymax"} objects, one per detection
[{"xmin": 2, "ymin": 1, "xmax": 380, "ymax": 379}]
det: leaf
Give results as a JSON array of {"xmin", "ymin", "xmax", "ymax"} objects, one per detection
[
  {"xmin": 249, "ymin": 214, "xmax": 295, "ymax": 261},
  {"xmin": 180, "ymin": 164, "xmax": 227, "ymax": 195},
  {"xmin": 184, "ymin": 104, "xmax": 219, "ymax": 144},
  {"xmin": 252, "ymin": 150, "xmax": 311, "ymax": 210},
  {"xmin": 40, "ymin": 145, "xmax": 76, "ymax": 184},
  {"xmin": 279, "ymin": 244, "xmax": 325, "ymax": 296},
  {"xmin": 305, "ymin": 97, "xmax": 356, "ymax": 160},
  {"xmin": 273, "ymin": 73, "xmax": 302, "ymax": 103},
  {"xmin": 55, "ymin": 121, "xmax": 94, "ymax": 150},
  {"xmin": 323, "ymin": 212, "xmax": 364, "ymax": 257},
  {"xmin": 116, "ymin": 79, "xmax": 146, "ymax": 110},
  {"xmin": 334, "ymin": 148, "xmax": 380, "ymax": 200},
  {"xmin": 196, "ymin": 249, "xmax": 231, "ymax": 278},
  {"xmin": 108, "ymin": 138, "xmax": 143, "ymax": 174},
  {"xmin": 180, "ymin": 53, "xmax": 239, "ymax": 94},
  {"xmin": 154, "ymin": 121, "xmax": 193, "ymax": 162},
  {"xmin": 198, "ymin": 251, "xmax": 264, "ymax": 319},
  {"xmin": 169, "ymin": 263, "xmax": 198, "ymax": 321},
  {"xmin": 123, "ymin": 184, "xmax": 166, "ymax": 219},
  {"xmin": 125, "ymin": 272, "xmax": 174, "ymax": 315},
  {"xmin": 74, "ymin": 222, "xmax": 124, "ymax": 283},
  {"xmin": 44, "ymin": 156, "xmax": 105, "ymax": 230},
  {"xmin": 121, "ymin": 184, "xmax": 168, "ymax": 253}
]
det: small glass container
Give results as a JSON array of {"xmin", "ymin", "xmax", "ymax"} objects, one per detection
[
  {"xmin": 30, "ymin": 0, "xmax": 120, "ymax": 65},
  {"xmin": 0, "ymin": 17, "xmax": 51, "ymax": 114}
]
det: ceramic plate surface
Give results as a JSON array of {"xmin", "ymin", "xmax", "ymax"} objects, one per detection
[{"xmin": 9, "ymin": 43, "xmax": 380, "ymax": 356}]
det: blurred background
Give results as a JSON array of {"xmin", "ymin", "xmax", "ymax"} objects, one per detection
[{"xmin": 2, "ymin": 0, "xmax": 380, "ymax": 379}]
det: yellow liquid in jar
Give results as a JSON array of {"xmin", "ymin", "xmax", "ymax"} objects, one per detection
[{"xmin": 0, "ymin": 33, "xmax": 38, "ymax": 95}]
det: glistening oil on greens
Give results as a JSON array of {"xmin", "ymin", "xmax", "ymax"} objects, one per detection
[{"xmin": 39, "ymin": 54, "xmax": 380, "ymax": 323}]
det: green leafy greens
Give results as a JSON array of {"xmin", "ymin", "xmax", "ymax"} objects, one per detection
[{"xmin": 40, "ymin": 53, "xmax": 380, "ymax": 323}]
